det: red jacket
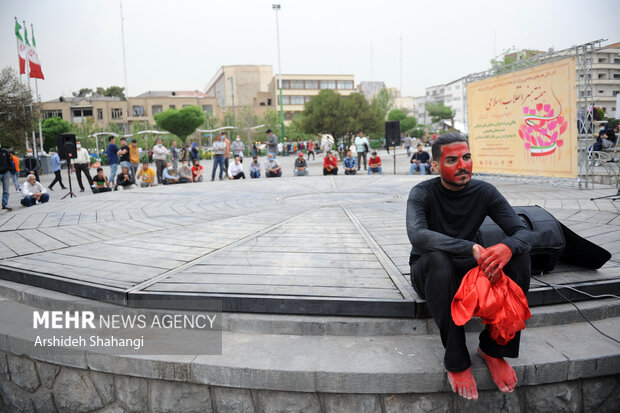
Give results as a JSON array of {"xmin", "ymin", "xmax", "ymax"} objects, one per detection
[
  {"xmin": 451, "ymin": 266, "xmax": 530, "ymax": 345},
  {"xmin": 324, "ymin": 155, "xmax": 337, "ymax": 169}
]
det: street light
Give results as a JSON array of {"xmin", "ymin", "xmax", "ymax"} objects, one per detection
[{"xmin": 272, "ymin": 4, "xmax": 285, "ymax": 139}]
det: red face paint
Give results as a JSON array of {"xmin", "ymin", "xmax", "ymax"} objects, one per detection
[{"xmin": 439, "ymin": 142, "xmax": 472, "ymax": 190}]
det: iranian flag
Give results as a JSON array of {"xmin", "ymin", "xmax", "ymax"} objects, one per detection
[
  {"xmin": 25, "ymin": 25, "xmax": 44, "ymax": 80},
  {"xmin": 15, "ymin": 20, "xmax": 27, "ymax": 75}
]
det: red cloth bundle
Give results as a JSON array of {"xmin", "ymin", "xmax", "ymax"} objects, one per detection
[{"xmin": 451, "ymin": 266, "xmax": 531, "ymax": 345}]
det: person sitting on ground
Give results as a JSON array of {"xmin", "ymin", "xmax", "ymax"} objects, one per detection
[
  {"xmin": 192, "ymin": 160, "xmax": 204, "ymax": 182},
  {"xmin": 162, "ymin": 162, "xmax": 179, "ymax": 184},
  {"xmin": 21, "ymin": 173, "xmax": 49, "ymax": 207},
  {"xmin": 249, "ymin": 156, "xmax": 261, "ymax": 179},
  {"xmin": 265, "ymin": 153, "xmax": 282, "ymax": 177},
  {"xmin": 92, "ymin": 168, "xmax": 112, "ymax": 193},
  {"xmin": 409, "ymin": 144, "xmax": 431, "ymax": 175},
  {"xmin": 178, "ymin": 160, "xmax": 193, "ymax": 183},
  {"xmin": 323, "ymin": 151, "xmax": 338, "ymax": 175},
  {"xmin": 136, "ymin": 162, "xmax": 155, "ymax": 188},
  {"xmin": 115, "ymin": 166, "xmax": 136, "ymax": 190},
  {"xmin": 294, "ymin": 152, "xmax": 309, "ymax": 176},
  {"xmin": 343, "ymin": 150, "xmax": 357, "ymax": 175},
  {"xmin": 407, "ymin": 132, "xmax": 533, "ymax": 401},
  {"xmin": 228, "ymin": 155, "xmax": 246, "ymax": 180},
  {"xmin": 368, "ymin": 151, "xmax": 383, "ymax": 175}
]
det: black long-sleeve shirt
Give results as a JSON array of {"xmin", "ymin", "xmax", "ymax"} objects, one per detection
[{"xmin": 406, "ymin": 178, "xmax": 532, "ymax": 263}]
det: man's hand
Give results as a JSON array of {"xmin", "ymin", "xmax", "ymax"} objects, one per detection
[
  {"xmin": 472, "ymin": 244, "xmax": 485, "ymax": 265},
  {"xmin": 479, "ymin": 243, "xmax": 512, "ymax": 283}
]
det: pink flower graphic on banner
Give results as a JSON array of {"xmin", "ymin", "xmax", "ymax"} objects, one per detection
[{"xmin": 517, "ymin": 102, "xmax": 568, "ymax": 157}]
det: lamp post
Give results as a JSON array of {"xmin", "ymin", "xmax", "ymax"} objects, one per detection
[
  {"xmin": 272, "ymin": 4, "xmax": 285, "ymax": 138},
  {"xmin": 228, "ymin": 76, "xmax": 236, "ymax": 136}
]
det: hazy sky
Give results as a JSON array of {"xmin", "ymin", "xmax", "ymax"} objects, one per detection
[{"xmin": 1, "ymin": 0, "xmax": 619, "ymax": 102}]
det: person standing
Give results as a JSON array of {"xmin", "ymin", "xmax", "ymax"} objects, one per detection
[
  {"xmin": 355, "ymin": 131, "xmax": 370, "ymax": 171},
  {"xmin": 129, "ymin": 139, "xmax": 140, "ymax": 181},
  {"xmin": 0, "ymin": 143, "xmax": 15, "ymax": 211},
  {"xmin": 73, "ymin": 140, "xmax": 94, "ymax": 192},
  {"xmin": 212, "ymin": 134, "xmax": 227, "ymax": 181},
  {"xmin": 106, "ymin": 136, "xmax": 119, "ymax": 185},
  {"xmin": 23, "ymin": 149, "xmax": 39, "ymax": 182},
  {"xmin": 307, "ymin": 140, "xmax": 315, "ymax": 160},
  {"xmin": 118, "ymin": 137, "xmax": 130, "ymax": 173},
  {"xmin": 224, "ymin": 133, "xmax": 231, "ymax": 170},
  {"xmin": 232, "ymin": 136, "xmax": 245, "ymax": 161},
  {"xmin": 404, "ymin": 135, "xmax": 413, "ymax": 156},
  {"xmin": 170, "ymin": 141, "xmax": 179, "ymax": 170},
  {"xmin": 267, "ymin": 129, "xmax": 279, "ymax": 159},
  {"xmin": 10, "ymin": 151, "xmax": 20, "ymax": 192},
  {"xmin": 152, "ymin": 139, "xmax": 169, "ymax": 185},
  {"xmin": 180, "ymin": 144, "xmax": 188, "ymax": 163},
  {"xmin": 48, "ymin": 151, "xmax": 67, "ymax": 191}
]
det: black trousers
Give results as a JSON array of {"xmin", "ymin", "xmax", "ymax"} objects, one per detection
[
  {"xmin": 74, "ymin": 163, "xmax": 93, "ymax": 189},
  {"xmin": 357, "ymin": 152, "xmax": 367, "ymax": 170},
  {"xmin": 49, "ymin": 170, "xmax": 65, "ymax": 189},
  {"xmin": 155, "ymin": 160, "xmax": 166, "ymax": 184},
  {"xmin": 323, "ymin": 167, "xmax": 338, "ymax": 175},
  {"xmin": 307, "ymin": 150, "xmax": 315, "ymax": 160},
  {"xmin": 232, "ymin": 172, "xmax": 245, "ymax": 180},
  {"xmin": 411, "ymin": 251, "xmax": 530, "ymax": 372}
]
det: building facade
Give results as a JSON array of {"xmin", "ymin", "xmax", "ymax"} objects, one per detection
[
  {"xmin": 587, "ymin": 41, "xmax": 620, "ymax": 117},
  {"xmin": 204, "ymin": 65, "xmax": 274, "ymax": 110}
]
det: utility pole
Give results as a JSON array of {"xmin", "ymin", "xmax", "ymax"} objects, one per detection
[
  {"xmin": 229, "ymin": 76, "xmax": 236, "ymax": 135},
  {"xmin": 273, "ymin": 4, "xmax": 285, "ymax": 138},
  {"xmin": 120, "ymin": 0, "xmax": 130, "ymax": 134}
]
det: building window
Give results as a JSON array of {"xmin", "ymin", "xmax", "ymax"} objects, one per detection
[
  {"xmin": 290, "ymin": 80, "xmax": 304, "ymax": 89},
  {"xmin": 169, "ymin": 105, "xmax": 176, "ymax": 109},
  {"xmin": 43, "ymin": 110, "xmax": 62, "ymax": 119},
  {"xmin": 614, "ymin": 74, "xmax": 620, "ymax": 79},
  {"xmin": 281, "ymin": 80, "xmax": 290, "ymax": 89},
  {"xmin": 290, "ymin": 96, "xmax": 305, "ymax": 105},
  {"xmin": 111, "ymin": 108, "xmax": 123, "ymax": 119},
  {"xmin": 72, "ymin": 108, "xmax": 93, "ymax": 118},
  {"xmin": 133, "ymin": 105, "xmax": 145, "ymax": 116},
  {"xmin": 97, "ymin": 108, "xmax": 103, "ymax": 120},
  {"xmin": 337, "ymin": 80, "xmax": 354, "ymax": 90},
  {"xmin": 613, "ymin": 91, "xmax": 619, "ymax": 97},
  {"xmin": 280, "ymin": 95, "xmax": 290, "ymax": 105},
  {"xmin": 598, "ymin": 58, "xmax": 607, "ymax": 63},
  {"xmin": 267, "ymin": 98, "xmax": 272, "ymax": 106},
  {"xmin": 320, "ymin": 80, "xmax": 336, "ymax": 89},
  {"xmin": 284, "ymin": 111, "xmax": 294, "ymax": 120},
  {"xmin": 305, "ymin": 96, "xmax": 312, "ymax": 103},
  {"xmin": 598, "ymin": 90, "xmax": 605, "ymax": 95},
  {"xmin": 182, "ymin": 104, "xmax": 191, "ymax": 108},
  {"xmin": 152, "ymin": 105, "xmax": 163, "ymax": 115},
  {"xmin": 615, "ymin": 59, "xmax": 620, "ymax": 64},
  {"xmin": 599, "ymin": 73, "xmax": 606, "ymax": 79},
  {"xmin": 305, "ymin": 80, "xmax": 318, "ymax": 89},
  {"xmin": 202, "ymin": 105, "xmax": 213, "ymax": 113}
]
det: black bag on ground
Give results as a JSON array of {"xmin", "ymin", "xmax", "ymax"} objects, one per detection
[{"xmin": 476, "ymin": 206, "xmax": 566, "ymax": 274}]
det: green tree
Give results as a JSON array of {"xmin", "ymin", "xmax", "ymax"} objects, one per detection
[
  {"xmin": 154, "ymin": 106, "xmax": 205, "ymax": 143},
  {"xmin": 426, "ymin": 102, "xmax": 455, "ymax": 128},
  {"xmin": 42, "ymin": 116, "xmax": 71, "ymax": 150},
  {"xmin": 102, "ymin": 86, "xmax": 125, "ymax": 100},
  {"xmin": 300, "ymin": 89, "xmax": 344, "ymax": 138},
  {"xmin": 372, "ymin": 87, "xmax": 394, "ymax": 119},
  {"xmin": 490, "ymin": 46, "xmax": 517, "ymax": 69},
  {"xmin": 262, "ymin": 109, "xmax": 283, "ymax": 137},
  {"xmin": 0, "ymin": 67, "xmax": 34, "ymax": 151},
  {"xmin": 387, "ymin": 108, "xmax": 417, "ymax": 134},
  {"xmin": 72, "ymin": 88, "xmax": 93, "ymax": 97}
]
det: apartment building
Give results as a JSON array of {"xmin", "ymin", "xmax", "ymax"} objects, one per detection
[
  {"xmin": 204, "ymin": 65, "xmax": 274, "ymax": 110},
  {"xmin": 587, "ymin": 41, "xmax": 620, "ymax": 117},
  {"xmin": 269, "ymin": 74, "xmax": 356, "ymax": 120}
]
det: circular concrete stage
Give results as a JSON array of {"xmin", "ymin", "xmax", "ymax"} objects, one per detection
[
  {"xmin": 0, "ymin": 175, "xmax": 619, "ymax": 317},
  {"xmin": 0, "ymin": 175, "xmax": 619, "ymax": 411}
]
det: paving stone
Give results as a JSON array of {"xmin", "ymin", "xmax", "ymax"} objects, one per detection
[
  {"xmin": 148, "ymin": 380, "xmax": 212, "ymax": 413},
  {"xmin": 0, "ymin": 380, "xmax": 35, "ymax": 412},
  {"xmin": 323, "ymin": 393, "xmax": 381, "ymax": 413},
  {"xmin": 116, "ymin": 375, "xmax": 147, "ymax": 413},
  {"xmin": 524, "ymin": 381, "xmax": 581, "ymax": 413},
  {"xmin": 91, "ymin": 370, "xmax": 116, "ymax": 405},
  {"xmin": 35, "ymin": 361, "xmax": 60, "ymax": 389},
  {"xmin": 0, "ymin": 351, "xmax": 8, "ymax": 381},
  {"xmin": 255, "ymin": 390, "xmax": 321, "ymax": 413},
  {"xmin": 32, "ymin": 389, "xmax": 58, "ymax": 413},
  {"xmin": 582, "ymin": 375, "xmax": 620, "ymax": 413},
  {"xmin": 53, "ymin": 367, "xmax": 105, "ymax": 412},
  {"xmin": 7, "ymin": 354, "xmax": 40, "ymax": 392},
  {"xmin": 95, "ymin": 405, "xmax": 129, "ymax": 413},
  {"xmin": 212, "ymin": 386, "xmax": 254, "ymax": 413},
  {"xmin": 455, "ymin": 389, "xmax": 521, "ymax": 412},
  {"xmin": 383, "ymin": 393, "xmax": 453, "ymax": 413}
]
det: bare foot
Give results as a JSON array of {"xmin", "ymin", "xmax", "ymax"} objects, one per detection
[
  {"xmin": 477, "ymin": 347, "xmax": 517, "ymax": 393},
  {"xmin": 447, "ymin": 368, "xmax": 478, "ymax": 400}
]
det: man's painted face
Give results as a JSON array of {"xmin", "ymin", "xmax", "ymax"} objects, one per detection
[{"xmin": 438, "ymin": 142, "xmax": 472, "ymax": 188}]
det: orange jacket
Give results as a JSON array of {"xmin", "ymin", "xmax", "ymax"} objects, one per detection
[
  {"xmin": 451, "ymin": 266, "xmax": 530, "ymax": 345},
  {"xmin": 11, "ymin": 155, "xmax": 19, "ymax": 172}
]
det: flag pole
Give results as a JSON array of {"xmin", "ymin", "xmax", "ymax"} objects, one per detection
[
  {"xmin": 32, "ymin": 23, "xmax": 44, "ymax": 154},
  {"xmin": 15, "ymin": 17, "xmax": 29, "ymax": 151},
  {"xmin": 24, "ymin": 20, "xmax": 37, "ymax": 157}
]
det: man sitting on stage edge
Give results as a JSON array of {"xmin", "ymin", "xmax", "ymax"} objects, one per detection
[{"xmin": 406, "ymin": 132, "xmax": 533, "ymax": 400}]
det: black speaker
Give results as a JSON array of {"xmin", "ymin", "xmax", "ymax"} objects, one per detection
[
  {"xmin": 385, "ymin": 121, "xmax": 401, "ymax": 147},
  {"xmin": 56, "ymin": 134, "xmax": 77, "ymax": 160}
]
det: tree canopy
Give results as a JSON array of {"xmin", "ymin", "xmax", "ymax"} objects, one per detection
[
  {"xmin": 41, "ymin": 117, "xmax": 71, "ymax": 151},
  {"xmin": 72, "ymin": 86, "xmax": 126, "ymax": 100},
  {"xmin": 372, "ymin": 87, "xmax": 394, "ymax": 117},
  {"xmin": 426, "ymin": 102, "xmax": 455, "ymax": 127},
  {"xmin": 0, "ymin": 67, "xmax": 34, "ymax": 151},
  {"xmin": 154, "ymin": 105, "xmax": 205, "ymax": 142},
  {"xmin": 387, "ymin": 108, "xmax": 417, "ymax": 134}
]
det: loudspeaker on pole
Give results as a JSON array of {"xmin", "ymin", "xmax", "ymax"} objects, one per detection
[
  {"xmin": 385, "ymin": 121, "xmax": 401, "ymax": 147},
  {"xmin": 56, "ymin": 133, "xmax": 78, "ymax": 160}
]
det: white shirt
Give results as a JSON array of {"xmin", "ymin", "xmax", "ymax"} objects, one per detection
[
  {"xmin": 228, "ymin": 162, "xmax": 244, "ymax": 178},
  {"xmin": 22, "ymin": 180, "xmax": 47, "ymax": 197},
  {"xmin": 152, "ymin": 144, "xmax": 169, "ymax": 160},
  {"xmin": 74, "ymin": 147, "xmax": 90, "ymax": 164}
]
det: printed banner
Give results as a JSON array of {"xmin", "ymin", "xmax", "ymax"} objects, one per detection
[{"xmin": 467, "ymin": 58, "xmax": 577, "ymax": 178}]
